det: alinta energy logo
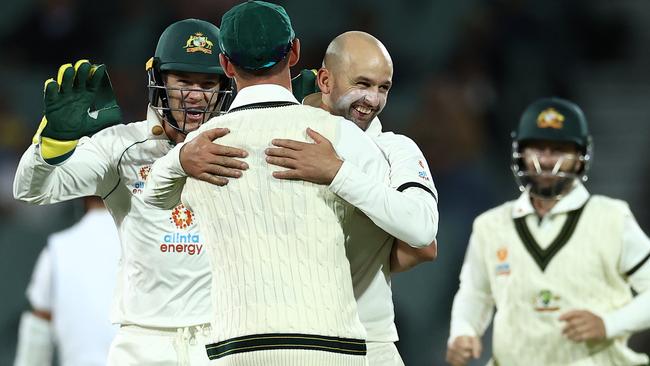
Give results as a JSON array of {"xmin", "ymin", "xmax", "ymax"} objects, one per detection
[
  {"xmin": 131, "ymin": 165, "xmax": 151, "ymax": 195},
  {"xmin": 161, "ymin": 204, "xmax": 203, "ymax": 256},
  {"xmin": 170, "ymin": 204, "xmax": 194, "ymax": 229}
]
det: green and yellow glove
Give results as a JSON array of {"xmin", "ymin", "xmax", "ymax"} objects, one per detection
[
  {"xmin": 34, "ymin": 60, "xmax": 122, "ymax": 164},
  {"xmin": 291, "ymin": 68, "xmax": 320, "ymax": 104}
]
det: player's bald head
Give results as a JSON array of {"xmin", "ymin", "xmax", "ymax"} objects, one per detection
[
  {"xmin": 318, "ymin": 31, "xmax": 393, "ymax": 130},
  {"xmin": 323, "ymin": 31, "xmax": 393, "ymax": 74}
]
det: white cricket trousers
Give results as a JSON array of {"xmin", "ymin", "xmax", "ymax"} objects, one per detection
[
  {"xmin": 366, "ymin": 342, "xmax": 405, "ymax": 366},
  {"xmin": 107, "ymin": 323, "xmax": 212, "ymax": 366}
]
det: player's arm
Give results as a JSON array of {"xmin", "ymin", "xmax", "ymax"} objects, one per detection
[
  {"xmin": 390, "ymin": 238, "xmax": 437, "ymax": 273},
  {"xmin": 14, "ymin": 248, "xmax": 55, "ymax": 366},
  {"xmin": 142, "ymin": 127, "xmax": 248, "ymax": 209},
  {"xmin": 142, "ymin": 140, "xmax": 188, "ymax": 209},
  {"xmin": 447, "ymin": 231, "xmax": 494, "ymax": 366},
  {"xmin": 563, "ymin": 210, "xmax": 650, "ymax": 342},
  {"xmin": 13, "ymin": 60, "xmax": 121, "ymax": 204},
  {"xmin": 266, "ymin": 121, "xmax": 437, "ymax": 247}
]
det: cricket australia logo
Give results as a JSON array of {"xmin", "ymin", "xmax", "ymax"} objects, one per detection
[
  {"xmin": 537, "ymin": 108, "xmax": 565, "ymax": 129},
  {"xmin": 170, "ymin": 204, "xmax": 194, "ymax": 229},
  {"xmin": 184, "ymin": 32, "xmax": 213, "ymax": 54},
  {"xmin": 533, "ymin": 289, "xmax": 561, "ymax": 312}
]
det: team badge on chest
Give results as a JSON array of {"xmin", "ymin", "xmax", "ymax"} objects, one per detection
[
  {"xmin": 533, "ymin": 289, "xmax": 561, "ymax": 312},
  {"xmin": 495, "ymin": 247, "xmax": 511, "ymax": 275}
]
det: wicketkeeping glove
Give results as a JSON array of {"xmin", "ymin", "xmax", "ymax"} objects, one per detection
[
  {"xmin": 291, "ymin": 69, "xmax": 319, "ymax": 104},
  {"xmin": 34, "ymin": 60, "xmax": 122, "ymax": 164}
]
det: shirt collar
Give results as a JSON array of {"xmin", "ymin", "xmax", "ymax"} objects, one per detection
[
  {"xmin": 229, "ymin": 84, "xmax": 299, "ymax": 111},
  {"xmin": 146, "ymin": 105, "xmax": 168, "ymax": 140},
  {"xmin": 365, "ymin": 117, "xmax": 383, "ymax": 138},
  {"xmin": 511, "ymin": 181, "xmax": 590, "ymax": 218}
]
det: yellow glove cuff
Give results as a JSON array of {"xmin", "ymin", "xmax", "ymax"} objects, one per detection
[{"xmin": 40, "ymin": 137, "xmax": 78, "ymax": 165}]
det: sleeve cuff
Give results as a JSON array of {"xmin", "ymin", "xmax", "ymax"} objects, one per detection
[
  {"xmin": 169, "ymin": 143, "xmax": 188, "ymax": 178},
  {"xmin": 328, "ymin": 159, "xmax": 355, "ymax": 195},
  {"xmin": 448, "ymin": 322, "xmax": 478, "ymax": 346},
  {"xmin": 603, "ymin": 312, "xmax": 621, "ymax": 338}
]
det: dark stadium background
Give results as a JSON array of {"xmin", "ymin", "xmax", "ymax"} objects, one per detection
[{"xmin": 1, "ymin": 0, "xmax": 649, "ymax": 364}]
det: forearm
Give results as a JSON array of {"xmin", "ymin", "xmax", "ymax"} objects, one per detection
[
  {"xmin": 329, "ymin": 161, "xmax": 438, "ymax": 247},
  {"xmin": 603, "ymin": 289, "xmax": 650, "ymax": 338},
  {"xmin": 449, "ymin": 286, "xmax": 494, "ymax": 342},
  {"xmin": 13, "ymin": 142, "xmax": 107, "ymax": 203},
  {"xmin": 143, "ymin": 143, "xmax": 187, "ymax": 209},
  {"xmin": 390, "ymin": 239, "xmax": 437, "ymax": 273}
]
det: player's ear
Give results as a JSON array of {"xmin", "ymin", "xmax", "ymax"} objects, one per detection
[
  {"xmin": 219, "ymin": 54, "xmax": 236, "ymax": 78},
  {"xmin": 317, "ymin": 68, "xmax": 331, "ymax": 94},
  {"xmin": 288, "ymin": 38, "xmax": 300, "ymax": 67}
]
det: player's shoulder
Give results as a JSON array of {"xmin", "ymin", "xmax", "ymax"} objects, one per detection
[
  {"xmin": 375, "ymin": 131, "xmax": 422, "ymax": 156},
  {"xmin": 587, "ymin": 194, "xmax": 631, "ymax": 215},
  {"xmin": 91, "ymin": 120, "xmax": 150, "ymax": 145},
  {"xmin": 290, "ymin": 104, "xmax": 346, "ymax": 124},
  {"xmin": 473, "ymin": 200, "xmax": 516, "ymax": 230}
]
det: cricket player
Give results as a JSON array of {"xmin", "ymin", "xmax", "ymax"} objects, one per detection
[
  {"xmin": 144, "ymin": 1, "xmax": 437, "ymax": 364},
  {"xmin": 269, "ymin": 31, "xmax": 440, "ymax": 365},
  {"xmin": 446, "ymin": 97, "xmax": 650, "ymax": 365},
  {"xmin": 14, "ymin": 197, "xmax": 120, "ymax": 366},
  {"xmin": 13, "ymin": 19, "xmax": 245, "ymax": 365}
]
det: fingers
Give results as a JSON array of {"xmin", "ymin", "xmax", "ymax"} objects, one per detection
[
  {"xmin": 199, "ymin": 128, "xmax": 249, "ymax": 158},
  {"xmin": 272, "ymin": 169, "xmax": 303, "ymax": 180},
  {"xmin": 205, "ymin": 143, "xmax": 248, "ymax": 160},
  {"xmin": 57, "ymin": 63, "xmax": 75, "ymax": 93},
  {"xmin": 74, "ymin": 60, "xmax": 92, "ymax": 89},
  {"xmin": 206, "ymin": 155, "xmax": 248, "ymax": 173},
  {"xmin": 471, "ymin": 336, "xmax": 482, "ymax": 359},
  {"xmin": 446, "ymin": 337, "xmax": 475, "ymax": 366},
  {"xmin": 266, "ymin": 156, "xmax": 298, "ymax": 170},
  {"xmin": 196, "ymin": 172, "xmax": 229, "ymax": 187},
  {"xmin": 271, "ymin": 138, "xmax": 308, "ymax": 150},
  {"xmin": 559, "ymin": 310, "xmax": 580, "ymax": 322},
  {"xmin": 202, "ymin": 127, "xmax": 231, "ymax": 141},
  {"xmin": 265, "ymin": 147, "xmax": 298, "ymax": 159},
  {"xmin": 88, "ymin": 64, "xmax": 107, "ymax": 91},
  {"xmin": 306, "ymin": 127, "xmax": 329, "ymax": 144},
  {"xmin": 44, "ymin": 78, "xmax": 58, "ymax": 103}
]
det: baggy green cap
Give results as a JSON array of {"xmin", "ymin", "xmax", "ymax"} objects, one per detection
[
  {"xmin": 515, "ymin": 97, "xmax": 590, "ymax": 149},
  {"xmin": 155, "ymin": 19, "xmax": 223, "ymax": 74},
  {"xmin": 219, "ymin": 1, "xmax": 295, "ymax": 70}
]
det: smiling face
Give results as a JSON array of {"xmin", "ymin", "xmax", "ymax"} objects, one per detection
[
  {"xmin": 319, "ymin": 32, "xmax": 393, "ymax": 130},
  {"xmin": 163, "ymin": 71, "xmax": 222, "ymax": 133},
  {"xmin": 328, "ymin": 58, "xmax": 392, "ymax": 130}
]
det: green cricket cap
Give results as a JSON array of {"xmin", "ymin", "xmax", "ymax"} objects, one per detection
[
  {"xmin": 154, "ymin": 19, "xmax": 223, "ymax": 74},
  {"xmin": 515, "ymin": 97, "xmax": 590, "ymax": 149},
  {"xmin": 219, "ymin": 1, "xmax": 295, "ymax": 70}
]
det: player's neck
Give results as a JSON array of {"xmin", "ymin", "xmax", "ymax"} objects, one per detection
[
  {"xmin": 234, "ymin": 70, "xmax": 292, "ymax": 92},
  {"xmin": 531, "ymin": 197, "xmax": 558, "ymax": 218}
]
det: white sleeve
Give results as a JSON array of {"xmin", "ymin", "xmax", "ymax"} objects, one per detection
[
  {"xmin": 142, "ymin": 142, "xmax": 187, "ymax": 209},
  {"xmin": 13, "ymin": 312, "xmax": 53, "ymax": 366},
  {"xmin": 448, "ymin": 232, "xmax": 495, "ymax": 343},
  {"xmin": 327, "ymin": 121, "xmax": 437, "ymax": 247},
  {"xmin": 602, "ymin": 211, "xmax": 650, "ymax": 338},
  {"xmin": 13, "ymin": 133, "xmax": 117, "ymax": 204},
  {"xmin": 26, "ymin": 247, "xmax": 53, "ymax": 311}
]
